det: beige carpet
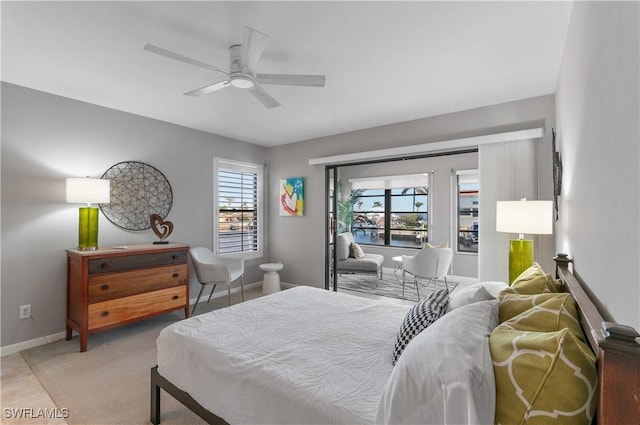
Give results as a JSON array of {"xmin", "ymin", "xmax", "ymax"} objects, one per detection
[{"xmin": 21, "ymin": 288, "xmax": 262, "ymax": 425}]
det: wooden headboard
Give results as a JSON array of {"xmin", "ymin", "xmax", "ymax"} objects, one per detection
[{"xmin": 553, "ymin": 254, "xmax": 640, "ymax": 425}]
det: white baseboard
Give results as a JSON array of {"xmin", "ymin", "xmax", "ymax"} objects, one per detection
[
  {"xmin": 1, "ymin": 281, "xmax": 289, "ymax": 357},
  {"xmin": 1, "ymin": 332, "xmax": 67, "ymax": 357},
  {"xmin": 188, "ymin": 281, "xmax": 262, "ymax": 305}
]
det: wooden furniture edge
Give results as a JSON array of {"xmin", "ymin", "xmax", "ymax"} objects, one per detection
[
  {"xmin": 554, "ymin": 254, "xmax": 640, "ymax": 425},
  {"xmin": 66, "ymin": 242, "xmax": 190, "ymax": 257}
]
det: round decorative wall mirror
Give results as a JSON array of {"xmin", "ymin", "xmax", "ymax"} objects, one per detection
[{"xmin": 100, "ymin": 161, "xmax": 173, "ymax": 231}]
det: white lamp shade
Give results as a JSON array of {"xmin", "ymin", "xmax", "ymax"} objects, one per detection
[
  {"xmin": 66, "ymin": 178, "xmax": 110, "ymax": 204},
  {"xmin": 496, "ymin": 200, "xmax": 553, "ymax": 235}
]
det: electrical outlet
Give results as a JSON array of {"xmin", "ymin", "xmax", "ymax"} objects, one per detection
[{"xmin": 19, "ymin": 304, "xmax": 31, "ymax": 319}]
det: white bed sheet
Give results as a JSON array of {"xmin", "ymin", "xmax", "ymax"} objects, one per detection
[{"xmin": 157, "ymin": 286, "xmax": 411, "ymax": 424}]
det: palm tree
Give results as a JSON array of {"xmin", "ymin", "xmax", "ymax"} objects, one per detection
[
  {"xmin": 336, "ymin": 181, "xmax": 363, "ymax": 232},
  {"xmin": 402, "ymin": 187, "xmax": 427, "ymax": 212},
  {"xmin": 415, "ymin": 201, "xmax": 424, "ymax": 211},
  {"xmin": 372, "ymin": 201, "xmax": 383, "ymax": 209}
]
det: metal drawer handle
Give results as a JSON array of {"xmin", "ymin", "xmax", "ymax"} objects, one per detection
[
  {"xmin": 172, "ymin": 255, "xmax": 178, "ymax": 260},
  {"xmin": 172, "ymin": 295, "xmax": 179, "ymax": 300},
  {"xmin": 101, "ymin": 311, "xmax": 109, "ymax": 317},
  {"xmin": 101, "ymin": 284, "xmax": 110, "ymax": 291},
  {"xmin": 100, "ymin": 263, "xmax": 109, "ymax": 270},
  {"xmin": 172, "ymin": 273, "xmax": 179, "ymax": 278}
]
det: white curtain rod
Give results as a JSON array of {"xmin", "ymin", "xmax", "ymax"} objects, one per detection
[{"xmin": 308, "ymin": 127, "xmax": 544, "ymax": 166}]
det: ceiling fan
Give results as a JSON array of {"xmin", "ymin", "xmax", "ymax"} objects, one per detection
[{"xmin": 144, "ymin": 26, "xmax": 326, "ymax": 109}]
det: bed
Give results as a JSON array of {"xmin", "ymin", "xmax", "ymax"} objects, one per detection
[{"xmin": 151, "ymin": 255, "xmax": 640, "ymax": 425}]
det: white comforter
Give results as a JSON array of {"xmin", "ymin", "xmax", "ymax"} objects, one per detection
[{"xmin": 157, "ymin": 286, "xmax": 411, "ymax": 424}]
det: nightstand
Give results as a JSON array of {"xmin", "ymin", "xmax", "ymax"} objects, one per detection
[{"xmin": 66, "ymin": 243, "xmax": 190, "ymax": 351}]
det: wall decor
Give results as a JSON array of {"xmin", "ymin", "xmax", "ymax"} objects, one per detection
[
  {"xmin": 552, "ymin": 128, "xmax": 562, "ymax": 221},
  {"xmin": 100, "ymin": 161, "xmax": 173, "ymax": 231},
  {"xmin": 150, "ymin": 213, "xmax": 174, "ymax": 244},
  {"xmin": 280, "ymin": 177, "xmax": 304, "ymax": 216}
]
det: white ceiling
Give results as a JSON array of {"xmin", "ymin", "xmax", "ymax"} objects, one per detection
[{"xmin": 1, "ymin": 1, "xmax": 573, "ymax": 147}]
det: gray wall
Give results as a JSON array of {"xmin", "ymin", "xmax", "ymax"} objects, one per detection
[
  {"xmin": 267, "ymin": 95, "xmax": 557, "ymax": 288},
  {"xmin": 1, "ymin": 83, "xmax": 268, "ymax": 347},
  {"xmin": 556, "ymin": 1, "xmax": 640, "ymax": 329}
]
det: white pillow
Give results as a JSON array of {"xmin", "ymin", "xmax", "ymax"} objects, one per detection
[
  {"xmin": 477, "ymin": 281, "xmax": 509, "ymax": 298},
  {"xmin": 446, "ymin": 281, "xmax": 508, "ymax": 312},
  {"xmin": 349, "ymin": 242, "xmax": 365, "ymax": 259},
  {"xmin": 376, "ymin": 300, "xmax": 499, "ymax": 425}
]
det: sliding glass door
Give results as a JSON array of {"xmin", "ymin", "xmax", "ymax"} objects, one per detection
[{"xmin": 324, "ymin": 151, "xmax": 480, "ymax": 292}]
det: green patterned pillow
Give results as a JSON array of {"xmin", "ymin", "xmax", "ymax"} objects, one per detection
[
  {"xmin": 507, "ymin": 262, "xmax": 560, "ymax": 294},
  {"xmin": 498, "ymin": 293, "xmax": 586, "ymax": 341},
  {"xmin": 512, "ymin": 261, "xmax": 546, "ymax": 282},
  {"xmin": 501, "ymin": 274, "xmax": 559, "ymax": 295},
  {"xmin": 499, "ymin": 293, "xmax": 564, "ymax": 321},
  {"xmin": 490, "ymin": 327, "xmax": 597, "ymax": 425}
]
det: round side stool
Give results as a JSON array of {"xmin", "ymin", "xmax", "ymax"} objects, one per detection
[{"xmin": 260, "ymin": 262, "xmax": 284, "ymax": 295}]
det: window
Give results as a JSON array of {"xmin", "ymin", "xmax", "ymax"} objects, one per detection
[
  {"xmin": 456, "ymin": 170, "xmax": 479, "ymax": 253},
  {"xmin": 390, "ymin": 187, "xmax": 428, "ymax": 246},
  {"xmin": 348, "ymin": 174, "xmax": 429, "ymax": 248},
  {"xmin": 213, "ymin": 158, "xmax": 263, "ymax": 258}
]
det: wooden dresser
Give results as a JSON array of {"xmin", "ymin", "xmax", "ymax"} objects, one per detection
[{"xmin": 66, "ymin": 243, "xmax": 190, "ymax": 352}]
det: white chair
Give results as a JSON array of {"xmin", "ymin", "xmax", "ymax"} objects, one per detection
[
  {"xmin": 402, "ymin": 246, "xmax": 453, "ymax": 300},
  {"xmin": 190, "ymin": 247, "xmax": 244, "ymax": 314}
]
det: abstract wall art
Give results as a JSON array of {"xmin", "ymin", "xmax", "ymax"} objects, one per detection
[{"xmin": 280, "ymin": 177, "xmax": 304, "ymax": 216}]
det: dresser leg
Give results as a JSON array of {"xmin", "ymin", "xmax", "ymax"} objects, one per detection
[
  {"xmin": 65, "ymin": 326, "xmax": 72, "ymax": 341},
  {"xmin": 80, "ymin": 331, "xmax": 88, "ymax": 352}
]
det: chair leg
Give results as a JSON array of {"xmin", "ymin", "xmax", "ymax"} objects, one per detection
[
  {"xmin": 192, "ymin": 285, "xmax": 206, "ymax": 314},
  {"xmin": 206, "ymin": 284, "xmax": 218, "ymax": 303},
  {"xmin": 415, "ymin": 278, "xmax": 420, "ymax": 300},
  {"xmin": 402, "ymin": 270, "xmax": 406, "ymax": 298},
  {"xmin": 240, "ymin": 275, "xmax": 245, "ymax": 302},
  {"xmin": 226, "ymin": 284, "xmax": 232, "ymax": 307}
]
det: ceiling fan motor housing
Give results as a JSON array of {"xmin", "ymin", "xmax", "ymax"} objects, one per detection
[{"xmin": 229, "ymin": 44, "xmax": 254, "ymax": 88}]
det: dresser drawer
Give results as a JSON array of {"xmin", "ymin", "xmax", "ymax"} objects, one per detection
[
  {"xmin": 88, "ymin": 250, "xmax": 187, "ymax": 275},
  {"xmin": 88, "ymin": 264, "xmax": 188, "ymax": 303},
  {"xmin": 88, "ymin": 286, "xmax": 187, "ymax": 330}
]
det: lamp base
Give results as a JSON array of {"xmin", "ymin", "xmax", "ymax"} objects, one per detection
[
  {"xmin": 78, "ymin": 207, "xmax": 100, "ymax": 251},
  {"xmin": 77, "ymin": 246, "xmax": 99, "ymax": 251},
  {"xmin": 509, "ymin": 239, "xmax": 534, "ymax": 284}
]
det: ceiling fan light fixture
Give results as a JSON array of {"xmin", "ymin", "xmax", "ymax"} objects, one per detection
[{"xmin": 230, "ymin": 76, "xmax": 254, "ymax": 89}]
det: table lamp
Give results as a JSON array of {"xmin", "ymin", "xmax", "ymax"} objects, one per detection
[
  {"xmin": 496, "ymin": 199, "xmax": 553, "ymax": 283},
  {"xmin": 66, "ymin": 178, "xmax": 110, "ymax": 250}
]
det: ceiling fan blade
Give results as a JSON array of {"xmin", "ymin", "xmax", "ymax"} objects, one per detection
[
  {"xmin": 248, "ymin": 84, "xmax": 280, "ymax": 108},
  {"xmin": 144, "ymin": 44, "xmax": 229, "ymax": 76},
  {"xmin": 241, "ymin": 26, "xmax": 269, "ymax": 72},
  {"xmin": 257, "ymin": 73, "xmax": 326, "ymax": 87},
  {"xmin": 184, "ymin": 80, "xmax": 232, "ymax": 96}
]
